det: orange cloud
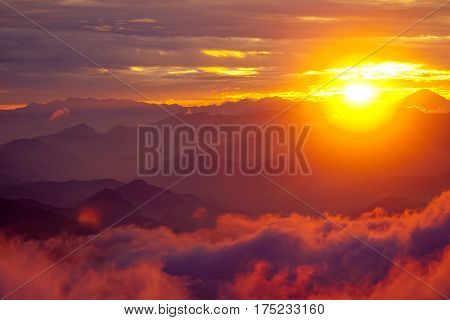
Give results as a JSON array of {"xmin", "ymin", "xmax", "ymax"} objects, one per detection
[
  {"xmin": 48, "ymin": 108, "xmax": 71, "ymax": 122},
  {"xmin": 0, "ymin": 190, "xmax": 449, "ymax": 299},
  {"xmin": 128, "ymin": 18, "xmax": 157, "ymax": 24},
  {"xmin": 199, "ymin": 67, "xmax": 258, "ymax": 76},
  {"xmin": 202, "ymin": 50, "xmax": 271, "ymax": 58}
]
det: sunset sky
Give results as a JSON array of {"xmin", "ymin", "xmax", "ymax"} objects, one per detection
[
  {"xmin": 0, "ymin": 0, "xmax": 449, "ymax": 108},
  {"xmin": 1, "ymin": 1, "xmax": 450, "ymax": 303}
]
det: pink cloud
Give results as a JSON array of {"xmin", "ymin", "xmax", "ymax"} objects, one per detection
[
  {"xmin": 1, "ymin": 190, "xmax": 449, "ymax": 299},
  {"xmin": 48, "ymin": 108, "xmax": 71, "ymax": 122}
]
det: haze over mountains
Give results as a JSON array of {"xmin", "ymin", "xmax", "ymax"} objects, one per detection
[
  {"xmin": 1, "ymin": 90, "xmax": 447, "ymax": 144},
  {"xmin": 0, "ymin": 90, "xmax": 449, "ymax": 237},
  {"xmin": 0, "ymin": 96, "xmax": 294, "ymax": 144},
  {"xmin": 0, "ymin": 178, "xmax": 229, "ymax": 239}
]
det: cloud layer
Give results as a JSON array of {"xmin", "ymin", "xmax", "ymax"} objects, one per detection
[
  {"xmin": 1, "ymin": 0, "xmax": 449, "ymax": 105},
  {"xmin": 0, "ymin": 189, "xmax": 449, "ymax": 299}
]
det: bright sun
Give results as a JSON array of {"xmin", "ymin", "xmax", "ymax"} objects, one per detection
[
  {"xmin": 344, "ymin": 84, "xmax": 376, "ymax": 104},
  {"xmin": 326, "ymin": 83, "xmax": 393, "ymax": 132}
]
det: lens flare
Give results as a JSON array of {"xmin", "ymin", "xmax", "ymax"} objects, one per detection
[{"xmin": 78, "ymin": 210, "xmax": 101, "ymax": 229}]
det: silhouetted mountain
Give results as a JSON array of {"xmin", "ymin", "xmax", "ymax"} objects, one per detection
[
  {"xmin": 37, "ymin": 124, "xmax": 137, "ymax": 180},
  {"xmin": 0, "ymin": 154, "xmax": 43, "ymax": 181},
  {"xmin": 0, "ymin": 138, "xmax": 90, "ymax": 181},
  {"xmin": 0, "ymin": 174, "xmax": 26, "ymax": 186},
  {"xmin": 43, "ymin": 123, "xmax": 98, "ymax": 141},
  {"xmin": 0, "ymin": 98, "xmax": 185, "ymax": 144},
  {"xmin": 0, "ymin": 97, "xmax": 299, "ymax": 144},
  {"xmin": 115, "ymin": 180, "xmax": 229, "ymax": 231},
  {"xmin": 0, "ymin": 179, "xmax": 229, "ymax": 234},
  {"xmin": 0, "ymin": 185, "xmax": 66, "ymax": 206},
  {"xmin": 0, "ymin": 98, "xmax": 449, "ymax": 216},
  {"xmin": 0, "ymin": 198, "xmax": 78, "ymax": 239},
  {"xmin": 212, "ymin": 97, "xmax": 293, "ymax": 115},
  {"xmin": 31, "ymin": 179, "xmax": 123, "ymax": 205},
  {"xmin": 397, "ymin": 89, "xmax": 449, "ymax": 113},
  {"xmin": 14, "ymin": 198, "xmax": 73, "ymax": 217},
  {"xmin": 115, "ymin": 179, "xmax": 165, "ymax": 204},
  {"xmin": 0, "ymin": 123, "xmax": 137, "ymax": 181},
  {"xmin": 0, "ymin": 179, "xmax": 123, "ymax": 207}
]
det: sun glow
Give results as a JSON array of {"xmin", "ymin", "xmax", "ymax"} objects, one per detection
[
  {"xmin": 344, "ymin": 84, "xmax": 376, "ymax": 104},
  {"xmin": 324, "ymin": 83, "xmax": 396, "ymax": 133}
]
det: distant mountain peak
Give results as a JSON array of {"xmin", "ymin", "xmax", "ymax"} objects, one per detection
[
  {"xmin": 115, "ymin": 180, "xmax": 169, "ymax": 207},
  {"xmin": 118, "ymin": 179, "xmax": 165, "ymax": 194},
  {"xmin": 219, "ymin": 97, "xmax": 291, "ymax": 108},
  {"xmin": 64, "ymin": 123, "xmax": 96, "ymax": 132},
  {"xmin": 87, "ymin": 188, "xmax": 119, "ymax": 200},
  {"xmin": 106, "ymin": 125, "xmax": 133, "ymax": 135},
  {"xmin": 416, "ymin": 88, "xmax": 441, "ymax": 95},
  {"xmin": 80, "ymin": 188, "xmax": 132, "ymax": 209},
  {"xmin": 399, "ymin": 89, "xmax": 449, "ymax": 113},
  {"xmin": 219, "ymin": 98, "xmax": 254, "ymax": 108},
  {"xmin": 127, "ymin": 179, "xmax": 149, "ymax": 187},
  {"xmin": 408, "ymin": 89, "xmax": 447, "ymax": 100}
]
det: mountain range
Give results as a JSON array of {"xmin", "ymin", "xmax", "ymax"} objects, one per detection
[
  {"xmin": 0, "ymin": 90, "xmax": 449, "ymax": 236},
  {"xmin": 1, "ymin": 90, "xmax": 447, "ymax": 144},
  {"xmin": 0, "ymin": 179, "xmax": 230, "ymax": 239}
]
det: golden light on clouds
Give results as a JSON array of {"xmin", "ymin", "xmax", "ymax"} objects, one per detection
[
  {"xmin": 127, "ymin": 66, "xmax": 259, "ymax": 77},
  {"xmin": 124, "ymin": 59, "xmax": 449, "ymax": 106},
  {"xmin": 4, "ymin": 0, "xmax": 450, "ymax": 108},
  {"xmin": 296, "ymin": 16, "xmax": 339, "ymax": 22},
  {"xmin": 202, "ymin": 49, "xmax": 271, "ymax": 58},
  {"xmin": 199, "ymin": 67, "xmax": 258, "ymax": 76},
  {"xmin": 130, "ymin": 66, "xmax": 145, "ymax": 72},
  {"xmin": 302, "ymin": 61, "xmax": 450, "ymax": 82},
  {"xmin": 167, "ymin": 69, "xmax": 199, "ymax": 75},
  {"xmin": 203, "ymin": 50, "xmax": 246, "ymax": 58},
  {"xmin": 300, "ymin": 61, "xmax": 450, "ymax": 104},
  {"xmin": 0, "ymin": 104, "xmax": 24, "ymax": 110},
  {"xmin": 128, "ymin": 18, "xmax": 157, "ymax": 23}
]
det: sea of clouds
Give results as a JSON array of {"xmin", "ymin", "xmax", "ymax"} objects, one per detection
[{"xmin": 1, "ymin": 190, "xmax": 449, "ymax": 299}]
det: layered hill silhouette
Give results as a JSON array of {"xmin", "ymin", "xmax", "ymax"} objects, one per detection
[
  {"xmin": 0, "ymin": 179, "xmax": 122, "ymax": 206},
  {"xmin": 0, "ymin": 96, "xmax": 294, "ymax": 144},
  {"xmin": 0, "ymin": 179, "xmax": 230, "ymax": 238},
  {"xmin": 0, "ymin": 91, "xmax": 448, "ymax": 216},
  {"xmin": 75, "ymin": 188, "xmax": 160, "ymax": 230},
  {"xmin": 115, "ymin": 180, "xmax": 226, "ymax": 230},
  {"xmin": 0, "ymin": 138, "xmax": 91, "ymax": 180},
  {"xmin": 1, "ymin": 90, "xmax": 447, "ymax": 142},
  {"xmin": 0, "ymin": 173, "xmax": 26, "ymax": 186},
  {"xmin": 0, "ymin": 198, "xmax": 78, "ymax": 239},
  {"xmin": 0, "ymin": 98, "xmax": 185, "ymax": 144}
]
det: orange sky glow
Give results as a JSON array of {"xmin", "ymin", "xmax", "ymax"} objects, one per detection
[{"xmin": 0, "ymin": 0, "xmax": 448, "ymax": 107}]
